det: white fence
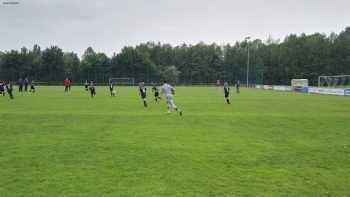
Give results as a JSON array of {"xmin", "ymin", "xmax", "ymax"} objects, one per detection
[
  {"xmin": 308, "ymin": 87, "xmax": 345, "ymax": 96},
  {"xmin": 255, "ymin": 84, "xmax": 350, "ymax": 96}
]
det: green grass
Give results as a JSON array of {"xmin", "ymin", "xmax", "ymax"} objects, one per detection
[{"xmin": 1, "ymin": 86, "xmax": 350, "ymax": 197}]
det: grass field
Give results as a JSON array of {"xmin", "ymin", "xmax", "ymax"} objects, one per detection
[{"xmin": 1, "ymin": 86, "xmax": 350, "ymax": 196}]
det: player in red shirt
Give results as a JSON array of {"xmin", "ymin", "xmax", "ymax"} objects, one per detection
[
  {"xmin": 216, "ymin": 80, "xmax": 221, "ymax": 87},
  {"xmin": 216, "ymin": 80, "xmax": 221, "ymax": 92},
  {"xmin": 64, "ymin": 78, "xmax": 70, "ymax": 92}
]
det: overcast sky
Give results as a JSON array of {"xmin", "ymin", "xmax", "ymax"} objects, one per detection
[{"xmin": 0, "ymin": 0, "xmax": 349, "ymax": 56}]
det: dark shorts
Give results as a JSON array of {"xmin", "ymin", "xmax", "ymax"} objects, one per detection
[
  {"xmin": 154, "ymin": 92, "xmax": 159, "ymax": 97},
  {"xmin": 225, "ymin": 92, "xmax": 229, "ymax": 98}
]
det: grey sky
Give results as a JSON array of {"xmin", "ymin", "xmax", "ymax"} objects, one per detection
[{"xmin": 1, "ymin": 0, "xmax": 349, "ymax": 56}]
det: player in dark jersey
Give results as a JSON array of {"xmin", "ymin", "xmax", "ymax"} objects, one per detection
[
  {"xmin": 236, "ymin": 80, "xmax": 240, "ymax": 94},
  {"xmin": 151, "ymin": 85, "xmax": 161, "ymax": 103},
  {"xmin": 68, "ymin": 78, "xmax": 72, "ymax": 91},
  {"xmin": 89, "ymin": 80, "xmax": 96, "ymax": 98},
  {"xmin": 224, "ymin": 81, "xmax": 230, "ymax": 104},
  {"xmin": 18, "ymin": 78, "xmax": 24, "ymax": 92},
  {"xmin": 139, "ymin": 82, "xmax": 147, "ymax": 107},
  {"xmin": 29, "ymin": 80, "xmax": 35, "ymax": 93},
  {"xmin": 109, "ymin": 82, "xmax": 116, "ymax": 96},
  {"xmin": 24, "ymin": 78, "xmax": 29, "ymax": 92},
  {"xmin": 0, "ymin": 81, "xmax": 5, "ymax": 96},
  {"xmin": 6, "ymin": 81, "xmax": 14, "ymax": 99}
]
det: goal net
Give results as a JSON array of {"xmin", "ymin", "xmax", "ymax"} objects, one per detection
[
  {"xmin": 108, "ymin": 77, "xmax": 135, "ymax": 86},
  {"xmin": 318, "ymin": 75, "xmax": 350, "ymax": 89},
  {"xmin": 291, "ymin": 79, "xmax": 309, "ymax": 93}
]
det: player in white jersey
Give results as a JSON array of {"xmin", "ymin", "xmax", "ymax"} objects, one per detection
[{"xmin": 161, "ymin": 80, "xmax": 182, "ymax": 116}]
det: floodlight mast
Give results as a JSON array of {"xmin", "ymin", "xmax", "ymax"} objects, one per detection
[{"xmin": 245, "ymin": 36, "xmax": 251, "ymax": 88}]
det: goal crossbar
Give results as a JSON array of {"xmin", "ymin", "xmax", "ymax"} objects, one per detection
[
  {"xmin": 318, "ymin": 75, "xmax": 350, "ymax": 88},
  {"xmin": 108, "ymin": 77, "xmax": 135, "ymax": 86}
]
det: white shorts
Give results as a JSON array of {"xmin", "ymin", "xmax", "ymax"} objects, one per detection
[{"xmin": 166, "ymin": 95, "xmax": 177, "ymax": 109}]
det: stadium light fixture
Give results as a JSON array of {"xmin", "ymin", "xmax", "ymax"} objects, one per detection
[{"xmin": 245, "ymin": 37, "xmax": 251, "ymax": 88}]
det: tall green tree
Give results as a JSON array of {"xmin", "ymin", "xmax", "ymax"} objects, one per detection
[
  {"xmin": 41, "ymin": 46, "xmax": 65, "ymax": 81},
  {"xmin": 1, "ymin": 27, "xmax": 350, "ymax": 85},
  {"xmin": 63, "ymin": 52, "xmax": 80, "ymax": 81}
]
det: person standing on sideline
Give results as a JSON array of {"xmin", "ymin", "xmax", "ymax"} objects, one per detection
[
  {"xmin": 236, "ymin": 80, "xmax": 240, "ymax": 94},
  {"xmin": 161, "ymin": 80, "xmax": 182, "ymax": 115},
  {"xmin": 224, "ymin": 81, "xmax": 230, "ymax": 104}
]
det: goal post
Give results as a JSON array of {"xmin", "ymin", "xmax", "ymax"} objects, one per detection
[
  {"xmin": 318, "ymin": 75, "xmax": 350, "ymax": 89},
  {"xmin": 108, "ymin": 77, "xmax": 135, "ymax": 86},
  {"xmin": 291, "ymin": 79, "xmax": 309, "ymax": 93}
]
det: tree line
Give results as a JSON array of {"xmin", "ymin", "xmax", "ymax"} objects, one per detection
[{"xmin": 0, "ymin": 27, "xmax": 349, "ymax": 85}]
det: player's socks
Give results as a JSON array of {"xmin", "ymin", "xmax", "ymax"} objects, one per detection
[
  {"xmin": 174, "ymin": 108, "xmax": 182, "ymax": 116},
  {"xmin": 226, "ymin": 99, "xmax": 230, "ymax": 104},
  {"xmin": 144, "ymin": 100, "xmax": 148, "ymax": 107}
]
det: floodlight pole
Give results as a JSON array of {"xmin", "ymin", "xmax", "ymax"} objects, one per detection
[
  {"xmin": 318, "ymin": 76, "xmax": 321, "ymax": 87},
  {"xmin": 245, "ymin": 36, "xmax": 251, "ymax": 88}
]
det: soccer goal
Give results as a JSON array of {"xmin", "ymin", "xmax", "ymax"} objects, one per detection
[
  {"xmin": 318, "ymin": 75, "xmax": 350, "ymax": 89},
  {"xmin": 108, "ymin": 77, "xmax": 135, "ymax": 86},
  {"xmin": 291, "ymin": 79, "xmax": 309, "ymax": 93}
]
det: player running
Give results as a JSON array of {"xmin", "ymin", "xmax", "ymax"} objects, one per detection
[
  {"xmin": 236, "ymin": 80, "xmax": 240, "ymax": 94},
  {"xmin": 89, "ymin": 80, "xmax": 96, "ymax": 98},
  {"xmin": 0, "ymin": 81, "xmax": 5, "ymax": 96},
  {"xmin": 161, "ymin": 80, "xmax": 182, "ymax": 116},
  {"xmin": 224, "ymin": 81, "xmax": 230, "ymax": 104},
  {"xmin": 138, "ymin": 82, "xmax": 147, "ymax": 107},
  {"xmin": 109, "ymin": 82, "xmax": 116, "ymax": 96},
  {"xmin": 151, "ymin": 85, "xmax": 161, "ymax": 103},
  {"xmin": 18, "ymin": 78, "xmax": 24, "ymax": 92},
  {"xmin": 5, "ymin": 81, "xmax": 14, "ymax": 99},
  {"xmin": 29, "ymin": 80, "xmax": 35, "ymax": 93},
  {"xmin": 84, "ymin": 80, "xmax": 89, "ymax": 91}
]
